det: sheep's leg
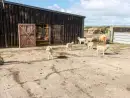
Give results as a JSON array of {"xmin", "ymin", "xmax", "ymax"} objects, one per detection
[
  {"xmin": 103, "ymin": 50, "xmax": 105, "ymax": 56},
  {"xmin": 90, "ymin": 46, "xmax": 92, "ymax": 49},
  {"xmin": 87, "ymin": 46, "xmax": 89, "ymax": 49},
  {"xmin": 88, "ymin": 46, "xmax": 90, "ymax": 49},
  {"xmin": 79, "ymin": 41, "xmax": 81, "ymax": 44},
  {"xmin": 78, "ymin": 41, "xmax": 79, "ymax": 44},
  {"xmin": 50, "ymin": 52, "xmax": 53, "ymax": 59},
  {"xmin": 49, "ymin": 53, "xmax": 52, "ymax": 60},
  {"xmin": 47, "ymin": 52, "xmax": 49, "ymax": 60},
  {"xmin": 84, "ymin": 41, "xmax": 86, "ymax": 45},
  {"xmin": 51, "ymin": 54, "xmax": 53, "ymax": 59},
  {"xmin": 70, "ymin": 47, "xmax": 72, "ymax": 51},
  {"xmin": 48, "ymin": 52, "xmax": 52, "ymax": 60},
  {"xmin": 48, "ymin": 54, "xmax": 50, "ymax": 60},
  {"xmin": 96, "ymin": 50, "xmax": 99, "ymax": 56}
]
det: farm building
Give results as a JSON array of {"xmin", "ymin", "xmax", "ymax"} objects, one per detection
[{"xmin": 0, "ymin": 1, "xmax": 85, "ymax": 48}]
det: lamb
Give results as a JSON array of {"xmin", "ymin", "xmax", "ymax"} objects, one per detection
[
  {"xmin": 99, "ymin": 34, "xmax": 107, "ymax": 44},
  {"xmin": 66, "ymin": 42, "xmax": 74, "ymax": 51},
  {"xmin": 46, "ymin": 46, "xmax": 54, "ymax": 60},
  {"xmin": 77, "ymin": 37, "xmax": 86, "ymax": 44},
  {"xmin": 87, "ymin": 42, "xmax": 94, "ymax": 49},
  {"xmin": 96, "ymin": 44, "xmax": 110, "ymax": 56},
  {"xmin": 86, "ymin": 37, "xmax": 93, "ymax": 42}
]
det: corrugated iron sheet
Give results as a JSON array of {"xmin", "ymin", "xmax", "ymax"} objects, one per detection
[{"xmin": 113, "ymin": 32, "xmax": 130, "ymax": 44}]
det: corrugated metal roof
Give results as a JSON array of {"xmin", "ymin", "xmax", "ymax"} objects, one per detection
[{"xmin": 4, "ymin": 1, "xmax": 86, "ymax": 18}]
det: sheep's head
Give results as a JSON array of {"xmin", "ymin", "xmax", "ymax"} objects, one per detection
[
  {"xmin": 46, "ymin": 46, "xmax": 52, "ymax": 51},
  {"xmin": 71, "ymin": 42, "xmax": 74, "ymax": 44},
  {"xmin": 77, "ymin": 37, "xmax": 80, "ymax": 40}
]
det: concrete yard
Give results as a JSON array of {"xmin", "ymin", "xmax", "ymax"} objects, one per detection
[{"xmin": 0, "ymin": 44, "xmax": 130, "ymax": 98}]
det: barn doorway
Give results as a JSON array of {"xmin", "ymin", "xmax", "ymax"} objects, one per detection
[
  {"xmin": 36, "ymin": 24, "xmax": 51, "ymax": 46},
  {"xmin": 51, "ymin": 25, "xmax": 64, "ymax": 44},
  {"xmin": 18, "ymin": 24, "xmax": 36, "ymax": 48}
]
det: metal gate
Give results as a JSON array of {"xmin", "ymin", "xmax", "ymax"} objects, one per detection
[
  {"xmin": 51, "ymin": 25, "xmax": 64, "ymax": 44},
  {"xmin": 113, "ymin": 32, "xmax": 130, "ymax": 44},
  {"xmin": 18, "ymin": 24, "xmax": 36, "ymax": 48}
]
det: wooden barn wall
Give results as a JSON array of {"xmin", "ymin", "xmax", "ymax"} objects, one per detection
[
  {"xmin": 0, "ymin": 2, "xmax": 84, "ymax": 47},
  {"xmin": 0, "ymin": 4, "xmax": 5, "ymax": 47}
]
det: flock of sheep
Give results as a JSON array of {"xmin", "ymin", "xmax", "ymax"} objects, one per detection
[{"xmin": 46, "ymin": 36, "xmax": 110, "ymax": 60}]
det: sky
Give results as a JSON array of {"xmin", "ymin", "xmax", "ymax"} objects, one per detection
[{"xmin": 7, "ymin": 0, "xmax": 130, "ymax": 26}]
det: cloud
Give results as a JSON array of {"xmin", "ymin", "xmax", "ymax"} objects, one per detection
[
  {"xmin": 47, "ymin": 4, "xmax": 66, "ymax": 12},
  {"xmin": 47, "ymin": 0, "xmax": 130, "ymax": 26},
  {"xmin": 71, "ymin": 0, "xmax": 130, "ymax": 26}
]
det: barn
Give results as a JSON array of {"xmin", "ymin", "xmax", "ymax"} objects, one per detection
[{"xmin": 0, "ymin": 1, "xmax": 85, "ymax": 48}]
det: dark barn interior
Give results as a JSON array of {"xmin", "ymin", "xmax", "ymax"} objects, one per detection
[{"xmin": 0, "ymin": 1, "xmax": 85, "ymax": 48}]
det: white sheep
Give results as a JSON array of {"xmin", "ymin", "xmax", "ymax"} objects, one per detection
[
  {"xmin": 46, "ymin": 46, "xmax": 54, "ymax": 60},
  {"xmin": 86, "ymin": 37, "xmax": 93, "ymax": 42},
  {"xmin": 77, "ymin": 37, "xmax": 86, "ymax": 44},
  {"xmin": 87, "ymin": 42, "xmax": 94, "ymax": 49},
  {"xmin": 66, "ymin": 42, "xmax": 74, "ymax": 51},
  {"xmin": 96, "ymin": 44, "xmax": 110, "ymax": 56}
]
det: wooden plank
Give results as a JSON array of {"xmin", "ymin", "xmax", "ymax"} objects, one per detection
[
  {"xmin": 11, "ymin": 4, "xmax": 14, "ymax": 47},
  {"xmin": 3, "ymin": 4, "xmax": 8, "ymax": 47},
  {"xmin": 15, "ymin": 5, "xmax": 19, "ymax": 46}
]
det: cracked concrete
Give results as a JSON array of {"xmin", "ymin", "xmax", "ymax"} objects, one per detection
[{"xmin": 0, "ymin": 44, "xmax": 130, "ymax": 98}]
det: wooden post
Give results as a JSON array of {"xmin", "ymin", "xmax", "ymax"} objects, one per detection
[
  {"xmin": 110, "ymin": 26, "xmax": 114, "ymax": 43},
  {"xmin": 81, "ymin": 18, "xmax": 84, "ymax": 38},
  {"xmin": 48, "ymin": 24, "xmax": 51, "ymax": 45}
]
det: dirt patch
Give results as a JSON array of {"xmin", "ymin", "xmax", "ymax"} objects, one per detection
[
  {"xmin": 126, "ymin": 87, "xmax": 130, "ymax": 91},
  {"xmin": 0, "ymin": 44, "xmax": 130, "ymax": 98}
]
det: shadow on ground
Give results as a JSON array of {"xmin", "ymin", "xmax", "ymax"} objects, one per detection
[{"xmin": 3, "ymin": 56, "xmax": 69, "ymax": 65}]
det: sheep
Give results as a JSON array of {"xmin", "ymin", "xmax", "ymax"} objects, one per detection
[
  {"xmin": 66, "ymin": 42, "xmax": 74, "ymax": 51},
  {"xmin": 96, "ymin": 44, "xmax": 110, "ymax": 56},
  {"xmin": 87, "ymin": 42, "xmax": 94, "ymax": 49},
  {"xmin": 46, "ymin": 46, "xmax": 54, "ymax": 60},
  {"xmin": 77, "ymin": 37, "xmax": 86, "ymax": 44},
  {"xmin": 86, "ymin": 37, "xmax": 93, "ymax": 42},
  {"xmin": 99, "ymin": 34, "xmax": 107, "ymax": 44}
]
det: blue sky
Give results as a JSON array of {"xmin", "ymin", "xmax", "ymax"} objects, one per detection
[{"xmin": 8, "ymin": 0, "xmax": 130, "ymax": 26}]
